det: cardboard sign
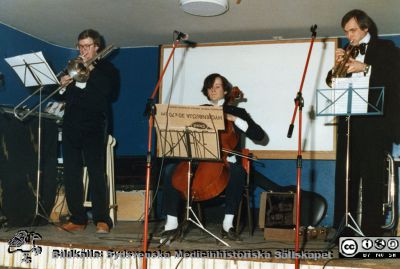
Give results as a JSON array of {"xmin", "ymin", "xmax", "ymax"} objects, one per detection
[{"xmin": 155, "ymin": 104, "xmax": 225, "ymax": 160}]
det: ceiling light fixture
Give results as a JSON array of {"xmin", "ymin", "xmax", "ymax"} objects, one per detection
[{"xmin": 179, "ymin": 0, "xmax": 229, "ymax": 17}]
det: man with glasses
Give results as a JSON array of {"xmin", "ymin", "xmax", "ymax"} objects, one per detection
[{"xmin": 58, "ymin": 29, "xmax": 119, "ymax": 233}]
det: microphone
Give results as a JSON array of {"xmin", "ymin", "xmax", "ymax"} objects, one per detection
[
  {"xmin": 174, "ymin": 30, "xmax": 189, "ymax": 41},
  {"xmin": 174, "ymin": 30, "xmax": 197, "ymax": 47},
  {"xmin": 310, "ymin": 24, "xmax": 317, "ymax": 33},
  {"xmin": 310, "ymin": 24, "xmax": 317, "ymax": 37}
]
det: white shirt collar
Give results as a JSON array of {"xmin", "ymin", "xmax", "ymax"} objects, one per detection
[
  {"xmin": 360, "ymin": 32, "xmax": 371, "ymax": 45},
  {"xmin": 210, "ymin": 99, "xmax": 225, "ymax": 106}
]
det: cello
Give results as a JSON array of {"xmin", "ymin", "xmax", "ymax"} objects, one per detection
[{"xmin": 171, "ymin": 87, "xmax": 244, "ymax": 201}]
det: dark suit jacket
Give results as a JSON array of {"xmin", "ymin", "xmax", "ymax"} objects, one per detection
[
  {"xmin": 223, "ymin": 105, "xmax": 265, "ymax": 142},
  {"xmin": 352, "ymin": 38, "xmax": 400, "ymax": 145},
  {"xmin": 222, "ymin": 104, "xmax": 266, "ymax": 163},
  {"xmin": 59, "ymin": 60, "xmax": 119, "ymax": 133}
]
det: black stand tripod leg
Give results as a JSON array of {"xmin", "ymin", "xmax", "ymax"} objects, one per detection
[{"xmin": 329, "ymin": 215, "xmax": 346, "ymax": 245}]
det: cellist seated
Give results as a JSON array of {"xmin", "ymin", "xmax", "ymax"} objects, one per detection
[{"xmin": 158, "ymin": 73, "xmax": 266, "ymax": 243}]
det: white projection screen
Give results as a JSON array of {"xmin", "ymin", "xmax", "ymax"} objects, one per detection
[{"xmin": 159, "ymin": 39, "xmax": 337, "ymax": 159}]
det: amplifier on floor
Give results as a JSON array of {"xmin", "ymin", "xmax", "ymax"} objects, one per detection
[
  {"xmin": 259, "ymin": 191, "xmax": 296, "ymax": 229},
  {"xmin": 116, "ymin": 190, "xmax": 152, "ymax": 221},
  {"xmin": 259, "ymin": 191, "xmax": 328, "ymax": 241},
  {"xmin": 259, "ymin": 191, "xmax": 297, "ymax": 241}
]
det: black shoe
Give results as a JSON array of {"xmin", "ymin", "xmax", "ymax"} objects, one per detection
[
  {"xmin": 154, "ymin": 228, "xmax": 179, "ymax": 246},
  {"xmin": 221, "ymin": 227, "xmax": 242, "ymax": 242}
]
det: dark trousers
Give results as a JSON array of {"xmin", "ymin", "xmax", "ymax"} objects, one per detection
[
  {"xmin": 349, "ymin": 128, "xmax": 389, "ymax": 236},
  {"xmin": 163, "ymin": 162, "xmax": 246, "ymax": 218},
  {"xmin": 62, "ymin": 127, "xmax": 112, "ymax": 227},
  {"xmin": 335, "ymin": 116, "xmax": 393, "ymax": 236}
]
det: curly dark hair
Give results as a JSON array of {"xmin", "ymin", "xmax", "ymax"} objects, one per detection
[{"xmin": 201, "ymin": 73, "xmax": 232, "ymax": 101}]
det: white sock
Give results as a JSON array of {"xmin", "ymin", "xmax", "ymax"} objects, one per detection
[
  {"xmin": 222, "ymin": 214, "xmax": 234, "ymax": 232},
  {"xmin": 164, "ymin": 215, "xmax": 178, "ymax": 231}
]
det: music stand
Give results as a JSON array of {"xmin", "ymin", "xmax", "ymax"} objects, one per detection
[
  {"xmin": 5, "ymin": 52, "xmax": 59, "ymax": 223},
  {"xmin": 154, "ymin": 104, "xmax": 230, "ymax": 246},
  {"xmin": 316, "ymin": 84, "xmax": 384, "ymax": 238}
]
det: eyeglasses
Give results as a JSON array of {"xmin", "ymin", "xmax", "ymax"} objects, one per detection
[{"xmin": 77, "ymin": 43, "xmax": 95, "ymax": 50}]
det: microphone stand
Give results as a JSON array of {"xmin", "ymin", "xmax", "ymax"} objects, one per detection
[
  {"xmin": 286, "ymin": 25, "xmax": 317, "ymax": 269},
  {"xmin": 142, "ymin": 36, "xmax": 184, "ymax": 269}
]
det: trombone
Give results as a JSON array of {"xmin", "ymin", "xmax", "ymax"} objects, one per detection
[
  {"xmin": 382, "ymin": 152, "xmax": 398, "ymax": 230},
  {"xmin": 13, "ymin": 45, "xmax": 116, "ymax": 121}
]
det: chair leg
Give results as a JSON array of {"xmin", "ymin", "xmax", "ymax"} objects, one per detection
[
  {"xmin": 236, "ymin": 197, "xmax": 244, "ymax": 234},
  {"xmin": 245, "ymin": 188, "xmax": 253, "ymax": 236},
  {"xmin": 236, "ymin": 187, "xmax": 253, "ymax": 236},
  {"xmin": 196, "ymin": 202, "xmax": 203, "ymax": 224}
]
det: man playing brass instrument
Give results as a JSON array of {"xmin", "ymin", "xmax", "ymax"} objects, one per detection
[
  {"xmin": 328, "ymin": 10, "xmax": 400, "ymax": 236},
  {"xmin": 58, "ymin": 29, "xmax": 119, "ymax": 233},
  {"xmin": 327, "ymin": 10, "xmax": 399, "ymax": 84}
]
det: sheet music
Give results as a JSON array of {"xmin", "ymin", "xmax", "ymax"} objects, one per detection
[
  {"xmin": 331, "ymin": 76, "xmax": 370, "ymax": 114},
  {"xmin": 5, "ymin": 51, "xmax": 59, "ymax": 87},
  {"xmin": 154, "ymin": 104, "xmax": 225, "ymax": 160}
]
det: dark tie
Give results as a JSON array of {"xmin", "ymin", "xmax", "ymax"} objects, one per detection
[{"xmin": 359, "ymin": 43, "xmax": 367, "ymax": 55}]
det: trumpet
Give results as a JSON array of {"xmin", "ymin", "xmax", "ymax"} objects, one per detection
[
  {"xmin": 326, "ymin": 43, "xmax": 360, "ymax": 87},
  {"xmin": 13, "ymin": 45, "xmax": 116, "ymax": 121}
]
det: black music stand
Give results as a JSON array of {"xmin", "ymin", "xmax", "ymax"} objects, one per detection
[
  {"xmin": 154, "ymin": 104, "xmax": 230, "ymax": 246},
  {"xmin": 5, "ymin": 52, "xmax": 59, "ymax": 223},
  {"xmin": 317, "ymin": 84, "xmax": 384, "ymax": 238}
]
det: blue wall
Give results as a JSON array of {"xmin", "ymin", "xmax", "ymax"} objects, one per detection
[
  {"xmin": 109, "ymin": 47, "xmax": 159, "ymax": 156},
  {"xmin": 2, "ymin": 23, "xmax": 399, "ymax": 227},
  {"xmin": 0, "ymin": 24, "xmax": 74, "ymax": 107}
]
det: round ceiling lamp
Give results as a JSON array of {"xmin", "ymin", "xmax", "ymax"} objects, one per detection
[{"xmin": 180, "ymin": 0, "xmax": 229, "ymax": 17}]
